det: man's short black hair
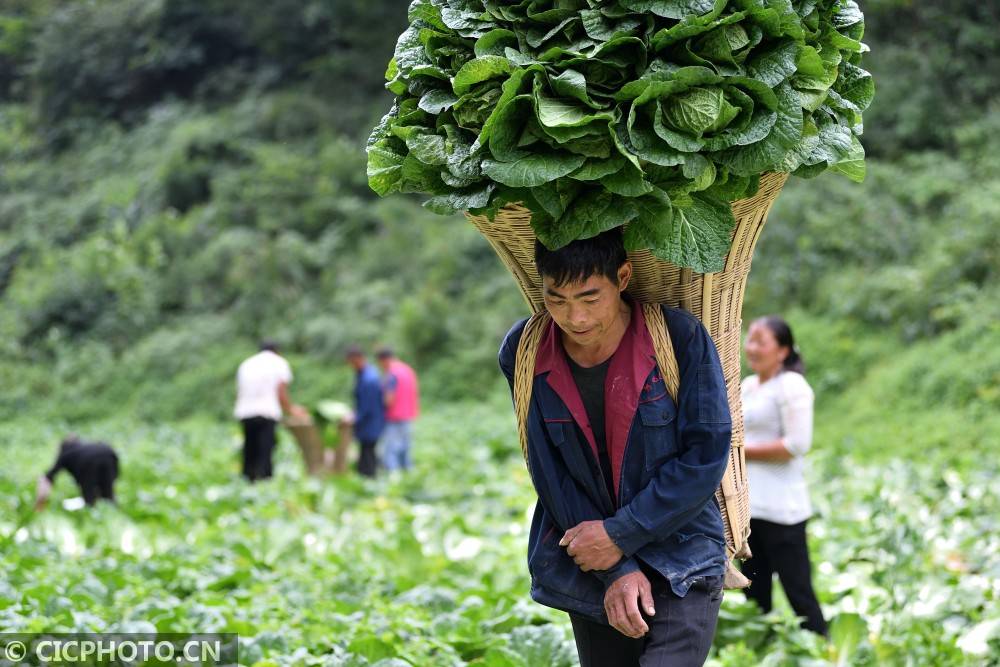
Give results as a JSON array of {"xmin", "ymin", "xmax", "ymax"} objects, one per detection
[
  {"xmin": 534, "ymin": 227, "xmax": 628, "ymax": 287},
  {"xmin": 259, "ymin": 339, "xmax": 280, "ymax": 353},
  {"xmin": 375, "ymin": 346, "xmax": 394, "ymax": 360}
]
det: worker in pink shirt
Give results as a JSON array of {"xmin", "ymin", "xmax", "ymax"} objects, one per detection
[{"xmin": 376, "ymin": 347, "xmax": 420, "ymax": 472}]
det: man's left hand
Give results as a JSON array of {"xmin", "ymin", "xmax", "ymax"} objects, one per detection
[{"xmin": 560, "ymin": 520, "xmax": 623, "ymax": 571}]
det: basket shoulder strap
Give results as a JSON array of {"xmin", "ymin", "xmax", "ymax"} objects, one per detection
[
  {"xmin": 643, "ymin": 304, "xmax": 752, "ymax": 589},
  {"xmin": 514, "ymin": 311, "xmax": 551, "ymax": 466},
  {"xmin": 641, "ymin": 303, "xmax": 680, "ymax": 402}
]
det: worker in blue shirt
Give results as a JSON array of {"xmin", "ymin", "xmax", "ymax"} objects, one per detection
[{"xmin": 345, "ymin": 345, "xmax": 386, "ymax": 477}]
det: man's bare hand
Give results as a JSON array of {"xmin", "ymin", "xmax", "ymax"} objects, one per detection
[
  {"xmin": 605, "ymin": 571, "xmax": 655, "ymax": 638},
  {"xmin": 560, "ymin": 520, "xmax": 623, "ymax": 571},
  {"xmin": 34, "ymin": 475, "xmax": 52, "ymax": 512},
  {"xmin": 289, "ymin": 404, "xmax": 310, "ymax": 420}
]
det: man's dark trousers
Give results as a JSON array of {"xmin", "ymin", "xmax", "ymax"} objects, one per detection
[
  {"xmin": 241, "ymin": 417, "xmax": 277, "ymax": 481},
  {"xmin": 357, "ymin": 439, "xmax": 378, "ymax": 477},
  {"xmin": 569, "ymin": 574, "xmax": 724, "ymax": 667}
]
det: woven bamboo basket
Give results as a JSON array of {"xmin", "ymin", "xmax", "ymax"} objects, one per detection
[{"xmin": 465, "ymin": 171, "xmax": 789, "ymax": 564}]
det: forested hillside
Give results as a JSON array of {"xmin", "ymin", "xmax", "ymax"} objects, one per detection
[{"xmin": 0, "ymin": 0, "xmax": 996, "ymax": 439}]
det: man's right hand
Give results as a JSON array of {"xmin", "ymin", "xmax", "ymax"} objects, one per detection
[{"xmin": 604, "ymin": 570, "xmax": 655, "ymax": 638}]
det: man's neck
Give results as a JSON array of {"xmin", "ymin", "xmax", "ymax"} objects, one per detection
[{"xmin": 562, "ymin": 300, "xmax": 631, "ymax": 368}]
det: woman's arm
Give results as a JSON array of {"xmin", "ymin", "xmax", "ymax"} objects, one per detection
[{"xmin": 745, "ymin": 439, "xmax": 793, "ymax": 461}]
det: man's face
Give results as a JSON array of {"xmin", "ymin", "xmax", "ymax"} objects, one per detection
[{"xmin": 541, "ymin": 264, "xmax": 630, "ymax": 348}]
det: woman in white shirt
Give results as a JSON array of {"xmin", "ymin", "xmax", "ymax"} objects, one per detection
[{"xmin": 740, "ymin": 316, "xmax": 827, "ymax": 636}]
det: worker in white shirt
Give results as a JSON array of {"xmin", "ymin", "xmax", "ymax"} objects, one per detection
[{"xmin": 234, "ymin": 340, "xmax": 304, "ymax": 481}]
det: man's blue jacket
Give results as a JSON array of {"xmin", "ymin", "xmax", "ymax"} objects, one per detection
[
  {"xmin": 499, "ymin": 302, "xmax": 732, "ymax": 623},
  {"xmin": 353, "ymin": 363, "xmax": 386, "ymax": 442}
]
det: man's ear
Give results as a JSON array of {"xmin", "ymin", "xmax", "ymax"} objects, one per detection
[{"xmin": 617, "ymin": 261, "xmax": 632, "ymax": 293}]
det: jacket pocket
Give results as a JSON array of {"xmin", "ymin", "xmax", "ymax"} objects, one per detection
[
  {"xmin": 638, "ymin": 400, "xmax": 678, "ymax": 471},
  {"xmin": 673, "ymin": 531, "xmax": 727, "ymax": 574},
  {"xmin": 528, "ymin": 528, "xmax": 606, "ymax": 607},
  {"xmin": 697, "ymin": 363, "xmax": 731, "ymax": 425}
]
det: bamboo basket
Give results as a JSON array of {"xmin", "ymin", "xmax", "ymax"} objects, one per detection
[
  {"xmin": 284, "ymin": 414, "xmax": 327, "ymax": 476},
  {"xmin": 284, "ymin": 415, "xmax": 354, "ymax": 476},
  {"xmin": 465, "ymin": 171, "xmax": 789, "ymax": 565}
]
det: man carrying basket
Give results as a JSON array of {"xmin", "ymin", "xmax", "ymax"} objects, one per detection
[{"xmin": 499, "ymin": 228, "xmax": 733, "ymax": 667}]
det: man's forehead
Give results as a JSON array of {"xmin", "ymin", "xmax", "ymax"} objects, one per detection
[{"xmin": 542, "ymin": 274, "xmax": 613, "ymax": 296}]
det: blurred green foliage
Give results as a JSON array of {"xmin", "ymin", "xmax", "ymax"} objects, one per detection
[
  {"xmin": 0, "ymin": 0, "xmax": 996, "ymax": 432},
  {"xmin": 861, "ymin": 0, "xmax": 1000, "ymax": 157},
  {"xmin": 2, "ymin": 0, "xmax": 408, "ymax": 139}
]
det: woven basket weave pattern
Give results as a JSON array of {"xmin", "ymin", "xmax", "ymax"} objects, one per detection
[{"xmin": 468, "ymin": 172, "xmax": 789, "ymax": 562}]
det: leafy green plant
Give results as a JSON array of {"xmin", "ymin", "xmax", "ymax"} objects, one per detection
[
  {"xmin": 2, "ymin": 395, "xmax": 997, "ymax": 665},
  {"xmin": 828, "ymin": 613, "xmax": 868, "ymax": 666},
  {"xmin": 367, "ymin": 0, "xmax": 873, "ymax": 271}
]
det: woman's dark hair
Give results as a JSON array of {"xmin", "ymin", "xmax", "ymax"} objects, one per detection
[
  {"xmin": 534, "ymin": 227, "xmax": 627, "ymax": 287},
  {"xmin": 756, "ymin": 316, "xmax": 806, "ymax": 375}
]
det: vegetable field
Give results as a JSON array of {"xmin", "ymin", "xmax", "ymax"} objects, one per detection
[{"xmin": 2, "ymin": 401, "xmax": 997, "ymax": 666}]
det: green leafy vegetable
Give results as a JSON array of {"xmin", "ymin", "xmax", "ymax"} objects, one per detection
[{"xmin": 368, "ymin": 0, "xmax": 873, "ymax": 272}]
